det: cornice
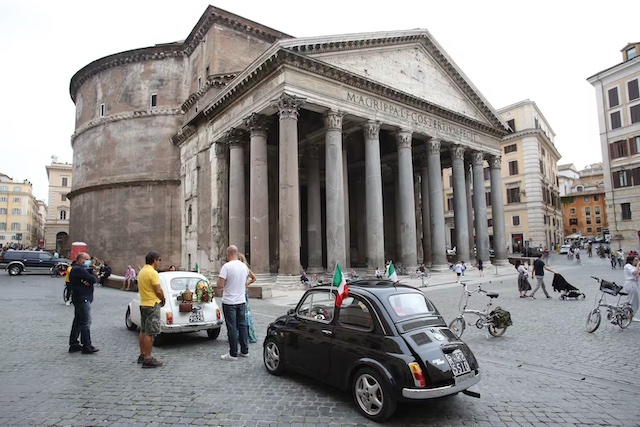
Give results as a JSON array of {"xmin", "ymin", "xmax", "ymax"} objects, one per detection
[
  {"xmin": 502, "ymin": 128, "xmax": 561, "ymax": 159},
  {"xmin": 180, "ymin": 74, "xmax": 237, "ymax": 113},
  {"xmin": 66, "ymin": 178, "xmax": 181, "ymax": 200},
  {"xmin": 171, "ymin": 125, "xmax": 197, "ymax": 146},
  {"xmin": 71, "ymin": 108, "xmax": 182, "ymax": 145},
  {"xmin": 203, "ymin": 49, "xmax": 506, "ymax": 138}
]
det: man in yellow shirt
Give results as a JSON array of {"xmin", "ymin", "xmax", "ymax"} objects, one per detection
[{"xmin": 137, "ymin": 251, "xmax": 165, "ymax": 368}]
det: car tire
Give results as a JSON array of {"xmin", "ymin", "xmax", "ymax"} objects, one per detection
[
  {"xmin": 8, "ymin": 265, "xmax": 22, "ymax": 276},
  {"xmin": 263, "ymin": 337, "xmax": 285, "ymax": 376},
  {"xmin": 352, "ymin": 367, "xmax": 397, "ymax": 422},
  {"xmin": 125, "ymin": 307, "xmax": 137, "ymax": 331},
  {"xmin": 206, "ymin": 327, "xmax": 221, "ymax": 340}
]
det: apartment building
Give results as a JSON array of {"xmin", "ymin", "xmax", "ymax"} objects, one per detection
[
  {"xmin": 0, "ymin": 173, "xmax": 42, "ymax": 248},
  {"xmin": 587, "ymin": 42, "xmax": 640, "ymax": 250},
  {"xmin": 44, "ymin": 161, "xmax": 72, "ymax": 255}
]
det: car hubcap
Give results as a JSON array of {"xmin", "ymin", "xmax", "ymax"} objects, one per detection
[
  {"xmin": 355, "ymin": 374, "xmax": 383, "ymax": 416},
  {"xmin": 265, "ymin": 342, "xmax": 280, "ymax": 371}
]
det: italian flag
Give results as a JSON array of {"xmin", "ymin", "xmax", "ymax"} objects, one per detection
[
  {"xmin": 332, "ymin": 263, "xmax": 349, "ymax": 308},
  {"xmin": 388, "ymin": 262, "xmax": 399, "ymax": 282}
]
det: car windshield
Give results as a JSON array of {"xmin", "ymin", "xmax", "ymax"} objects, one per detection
[
  {"xmin": 170, "ymin": 276, "xmax": 209, "ymax": 291},
  {"xmin": 388, "ymin": 293, "xmax": 436, "ymax": 318}
]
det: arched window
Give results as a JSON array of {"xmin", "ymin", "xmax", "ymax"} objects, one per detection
[
  {"xmin": 59, "ymin": 210, "xmax": 67, "ymax": 220},
  {"xmin": 187, "ymin": 205, "xmax": 192, "ymax": 226}
]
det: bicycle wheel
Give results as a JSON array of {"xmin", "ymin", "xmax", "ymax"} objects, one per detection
[
  {"xmin": 448, "ymin": 316, "xmax": 466, "ymax": 338},
  {"xmin": 63, "ymin": 285, "xmax": 72, "ymax": 303},
  {"xmin": 618, "ymin": 306, "xmax": 633, "ymax": 329},
  {"xmin": 487, "ymin": 324, "xmax": 507, "ymax": 337},
  {"xmin": 586, "ymin": 309, "xmax": 601, "ymax": 333},
  {"xmin": 50, "ymin": 267, "xmax": 57, "ymax": 278}
]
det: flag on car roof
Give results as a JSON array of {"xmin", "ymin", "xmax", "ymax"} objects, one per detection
[
  {"xmin": 388, "ymin": 262, "xmax": 398, "ymax": 282},
  {"xmin": 332, "ymin": 262, "xmax": 349, "ymax": 308}
]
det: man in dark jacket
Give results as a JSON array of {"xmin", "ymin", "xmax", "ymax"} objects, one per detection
[{"xmin": 68, "ymin": 252, "xmax": 99, "ymax": 354}]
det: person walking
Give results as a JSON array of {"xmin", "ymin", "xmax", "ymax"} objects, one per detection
[
  {"xmin": 68, "ymin": 252, "xmax": 99, "ymax": 354},
  {"xmin": 137, "ymin": 251, "xmax": 165, "ymax": 368},
  {"xmin": 514, "ymin": 259, "xmax": 531, "ymax": 298},
  {"xmin": 530, "ymin": 252, "xmax": 556, "ymax": 299},
  {"xmin": 611, "ymin": 251, "xmax": 618, "ymax": 269},
  {"xmin": 477, "ymin": 259, "xmax": 484, "ymax": 277},
  {"xmin": 622, "ymin": 255, "xmax": 640, "ymax": 321},
  {"xmin": 217, "ymin": 245, "xmax": 250, "ymax": 361},
  {"xmin": 454, "ymin": 261, "xmax": 463, "ymax": 282},
  {"xmin": 64, "ymin": 263, "xmax": 73, "ymax": 305},
  {"xmin": 617, "ymin": 249, "xmax": 624, "ymax": 269}
]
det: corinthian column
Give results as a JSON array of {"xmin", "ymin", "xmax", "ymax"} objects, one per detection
[
  {"xmin": 273, "ymin": 93, "xmax": 305, "ymax": 276},
  {"xmin": 227, "ymin": 128, "xmax": 248, "ymax": 255},
  {"xmin": 245, "ymin": 113, "xmax": 270, "ymax": 274},
  {"xmin": 420, "ymin": 156, "xmax": 432, "ymax": 266},
  {"xmin": 324, "ymin": 110, "xmax": 346, "ymax": 269},
  {"xmin": 342, "ymin": 134, "xmax": 351, "ymax": 268},
  {"xmin": 427, "ymin": 138, "xmax": 448, "ymax": 271},
  {"xmin": 306, "ymin": 145, "xmax": 323, "ymax": 271},
  {"xmin": 396, "ymin": 130, "xmax": 418, "ymax": 269},
  {"xmin": 363, "ymin": 121, "xmax": 384, "ymax": 274},
  {"xmin": 472, "ymin": 151, "xmax": 490, "ymax": 263},
  {"xmin": 489, "ymin": 156, "xmax": 509, "ymax": 265},
  {"xmin": 451, "ymin": 145, "xmax": 470, "ymax": 263}
]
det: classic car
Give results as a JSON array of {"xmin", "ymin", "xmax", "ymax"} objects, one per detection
[
  {"xmin": 262, "ymin": 281, "xmax": 481, "ymax": 422},
  {"xmin": 125, "ymin": 271, "xmax": 223, "ymax": 344}
]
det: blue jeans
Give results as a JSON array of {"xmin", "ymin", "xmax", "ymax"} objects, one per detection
[
  {"xmin": 69, "ymin": 300, "xmax": 92, "ymax": 347},
  {"xmin": 222, "ymin": 303, "xmax": 248, "ymax": 357}
]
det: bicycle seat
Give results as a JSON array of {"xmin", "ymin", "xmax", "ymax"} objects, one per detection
[{"xmin": 486, "ymin": 292, "xmax": 499, "ymax": 298}]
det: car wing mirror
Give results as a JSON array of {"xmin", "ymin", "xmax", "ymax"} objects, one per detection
[{"xmin": 287, "ymin": 308, "xmax": 295, "ymax": 316}]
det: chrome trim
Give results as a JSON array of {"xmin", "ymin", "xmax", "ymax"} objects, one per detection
[
  {"xmin": 402, "ymin": 372, "xmax": 481, "ymax": 399},
  {"xmin": 161, "ymin": 320, "xmax": 224, "ymax": 333}
]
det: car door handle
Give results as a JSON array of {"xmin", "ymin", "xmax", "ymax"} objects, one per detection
[{"xmin": 321, "ymin": 330, "xmax": 332, "ymax": 336}]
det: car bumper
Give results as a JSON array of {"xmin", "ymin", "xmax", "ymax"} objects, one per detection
[
  {"xmin": 402, "ymin": 371, "xmax": 481, "ymax": 399},
  {"xmin": 161, "ymin": 320, "xmax": 224, "ymax": 334}
]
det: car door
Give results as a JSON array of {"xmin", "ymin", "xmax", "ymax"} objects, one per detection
[
  {"xmin": 284, "ymin": 290, "xmax": 335, "ymax": 380},
  {"xmin": 22, "ymin": 252, "xmax": 40, "ymax": 269}
]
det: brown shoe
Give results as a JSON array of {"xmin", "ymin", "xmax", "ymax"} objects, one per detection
[{"xmin": 142, "ymin": 357, "xmax": 163, "ymax": 368}]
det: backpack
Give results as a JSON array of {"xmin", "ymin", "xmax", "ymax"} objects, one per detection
[{"xmin": 490, "ymin": 307, "xmax": 513, "ymax": 329}]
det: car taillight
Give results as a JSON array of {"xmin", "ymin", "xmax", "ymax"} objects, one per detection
[
  {"xmin": 216, "ymin": 308, "xmax": 221, "ymax": 320},
  {"xmin": 409, "ymin": 362, "xmax": 426, "ymax": 387},
  {"xmin": 166, "ymin": 312, "xmax": 173, "ymax": 325}
]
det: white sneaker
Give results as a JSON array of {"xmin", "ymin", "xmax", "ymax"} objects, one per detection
[
  {"xmin": 65, "ymin": 301, "xmax": 71, "ymax": 306},
  {"xmin": 239, "ymin": 352, "xmax": 249, "ymax": 358},
  {"xmin": 220, "ymin": 353, "xmax": 237, "ymax": 361}
]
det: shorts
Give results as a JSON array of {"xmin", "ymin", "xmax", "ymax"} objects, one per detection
[{"xmin": 140, "ymin": 303, "xmax": 161, "ymax": 336}]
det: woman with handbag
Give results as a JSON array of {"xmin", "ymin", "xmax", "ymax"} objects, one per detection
[{"xmin": 515, "ymin": 259, "xmax": 531, "ymax": 298}]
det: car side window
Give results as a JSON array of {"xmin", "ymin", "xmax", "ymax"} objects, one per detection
[
  {"xmin": 296, "ymin": 291, "xmax": 335, "ymax": 322},
  {"xmin": 39, "ymin": 253, "xmax": 52, "ymax": 261},
  {"xmin": 338, "ymin": 296, "xmax": 373, "ymax": 330}
]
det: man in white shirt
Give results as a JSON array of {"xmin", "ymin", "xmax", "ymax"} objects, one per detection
[{"xmin": 217, "ymin": 245, "xmax": 249, "ymax": 361}]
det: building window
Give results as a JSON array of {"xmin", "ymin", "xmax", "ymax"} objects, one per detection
[
  {"xmin": 13, "ymin": 186, "xmax": 20, "ymax": 192},
  {"xmin": 628, "ymin": 47, "xmax": 637, "ymax": 60},
  {"xmin": 630, "ymin": 136, "xmax": 640, "ymax": 155},
  {"xmin": 504, "ymin": 144, "xmax": 517, "ymax": 154},
  {"xmin": 0, "ymin": 223, "xmax": 5, "ymax": 230},
  {"xmin": 506, "ymin": 119, "xmax": 515, "ymax": 132},
  {"xmin": 0, "ymin": 197, "xmax": 5, "ymax": 202},
  {"xmin": 61, "ymin": 177, "xmax": 68, "ymax": 187},
  {"xmin": 595, "ymin": 206, "xmax": 601, "ymax": 215},
  {"xmin": 597, "ymin": 227, "xmax": 602, "ymax": 232},
  {"xmin": 187, "ymin": 205, "xmax": 193, "ymax": 226},
  {"xmin": 621, "ymin": 202, "xmax": 632, "ymax": 220},
  {"xmin": 61, "ymin": 194, "xmax": 67, "ymax": 202},
  {"xmin": 587, "ymin": 227, "xmax": 592, "ymax": 233},
  {"xmin": 512, "ymin": 215, "xmax": 520, "ymax": 226},
  {"xmin": 447, "ymin": 197, "xmax": 453, "ymax": 211},
  {"xmin": 0, "ymin": 208, "xmax": 6, "ymax": 214},
  {"xmin": 610, "ymin": 111, "xmax": 622, "ymax": 129},
  {"xmin": 488, "ymin": 218, "xmax": 493, "ymax": 227},
  {"xmin": 596, "ymin": 217, "xmax": 602, "ymax": 224},
  {"xmin": 569, "ymin": 218, "xmax": 578, "ymax": 226},
  {"xmin": 448, "ymin": 175, "xmax": 453, "ymax": 188},
  {"xmin": 59, "ymin": 210, "xmax": 66, "ymax": 220},
  {"xmin": 631, "ymin": 105, "xmax": 640, "ymax": 124},
  {"xmin": 608, "ymin": 87, "xmax": 620, "ymax": 108},
  {"xmin": 0, "ymin": 185, "xmax": 7, "ymax": 191},
  {"xmin": 13, "ymin": 197, "xmax": 20, "ymax": 202},
  {"xmin": 198, "ymin": 77, "xmax": 202, "ymax": 89},
  {"xmin": 205, "ymin": 66, "xmax": 210, "ymax": 77},
  {"xmin": 485, "ymin": 191, "xmax": 491, "ymax": 207},
  {"xmin": 150, "ymin": 94, "xmax": 158, "ymax": 108},
  {"xmin": 11, "ymin": 208, "xmax": 20, "ymax": 215},
  {"xmin": 612, "ymin": 170, "xmax": 631, "ymax": 188},
  {"xmin": 586, "ymin": 217, "xmax": 592, "ymax": 225},
  {"xmin": 483, "ymin": 167, "xmax": 490, "ymax": 181},
  {"xmin": 610, "ymin": 140, "xmax": 628, "ymax": 159},
  {"xmin": 540, "ymin": 160, "xmax": 544, "ymax": 175},
  {"xmin": 100, "ymin": 103, "xmax": 105, "ymax": 117},
  {"xmin": 571, "ymin": 228, "xmax": 577, "ymax": 233},
  {"xmin": 508, "ymin": 161, "xmax": 518, "ymax": 175},
  {"xmin": 594, "ymin": 195, "xmax": 600, "ymax": 201},
  {"xmin": 11, "ymin": 223, "xmax": 19, "ymax": 230},
  {"xmin": 629, "ymin": 79, "xmax": 639, "ymax": 101},
  {"xmin": 506, "ymin": 188, "xmax": 520, "ymax": 204}
]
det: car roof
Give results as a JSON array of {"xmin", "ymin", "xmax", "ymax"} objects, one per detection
[
  {"xmin": 312, "ymin": 280, "xmax": 423, "ymax": 298},
  {"xmin": 159, "ymin": 271, "xmax": 208, "ymax": 280}
]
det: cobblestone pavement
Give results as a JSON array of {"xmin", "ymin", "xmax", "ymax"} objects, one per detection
[{"xmin": 1, "ymin": 253, "xmax": 639, "ymax": 426}]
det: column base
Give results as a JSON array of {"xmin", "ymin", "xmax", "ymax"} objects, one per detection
[
  {"xmin": 492, "ymin": 258, "xmax": 510, "ymax": 267},
  {"xmin": 276, "ymin": 274, "xmax": 306, "ymax": 290},
  {"xmin": 429, "ymin": 263, "xmax": 450, "ymax": 273}
]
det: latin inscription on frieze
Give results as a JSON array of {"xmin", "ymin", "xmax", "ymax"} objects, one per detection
[{"xmin": 346, "ymin": 92, "xmax": 478, "ymax": 142}]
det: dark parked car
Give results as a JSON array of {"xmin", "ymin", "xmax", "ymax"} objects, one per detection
[
  {"xmin": 0, "ymin": 250, "xmax": 70, "ymax": 276},
  {"xmin": 262, "ymin": 281, "xmax": 481, "ymax": 422}
]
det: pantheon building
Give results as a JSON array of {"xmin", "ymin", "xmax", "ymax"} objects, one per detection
[{"xmin": 69, "ymin": 6, "xmax": 511, "ymax": 281}]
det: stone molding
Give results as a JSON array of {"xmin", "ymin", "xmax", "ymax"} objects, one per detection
[
  {"xmin": 489, "ymin": 156, "xmax": 502, "ymax": 169},
  {"xmin": 273, "ymin": 93, "xmax": 305, "ymax": 120},
  {"xmin": 323, "ymin": 110, "xmax": 344, "ymax": 131},
  {"xmin": 66, "ymin": 178, "xmax": 180, "ymax": 200},
  {"xmin": 451, "ymin": 144, "xmax": 465, "ymax": 160},
  {"xmin": 244, "ymin": 113, "xmax": 270, "ymax": 136},
  {"xmin": 426, "ymin": 139, "xmax": 441, "ymax": 155},
  {"xmin": 171, "ymin": 125, "xmax": 197, "ymax": 145},
  {"xmin": 395, "ymin": 130, "xmax": 412, "ymax": 150},
  {"xmin": 71, "ymin": 108, "xmax": 182, "ymax": 145},
  {"xmin": 472, "ymin": 151, "xmax": 485, "ymax": 166},
  {"xmin": 362, "ymin": 120, "xmax": 381, "ymax": 140},
  {"xmin": 181, "ymin": 74, "xmax": 237, "ymax": 113}
]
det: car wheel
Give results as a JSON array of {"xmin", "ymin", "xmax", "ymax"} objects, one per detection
[
  {"xmin": 206, "ymin": 328, "xmax": 221, "ymax": 340},
  {"xmin": 263, "ymin": 337, "xmax": 285, "ymax": 376},
  {"xmin": 352, "ymin": 367, "xmax": 397, "ymax": 422},
  {"xmin": 8, "ymin": 265, "xmax": 22, "ymax": 276},
  {"xmin": 448, "ymin": 316, "xmax": 466, "ymax": 338},
  {"xmin": 125, "ymin": 307, "xmax": 137, "ymax": 331}
]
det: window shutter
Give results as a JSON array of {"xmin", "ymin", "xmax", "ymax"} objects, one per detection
[
  {"xmin": 612, "ymin": 171, "xmax": 620, "ymax": 188},
  {"xmin": 609, "ymin": 143, "xmax": 615, "ymax": 159}
]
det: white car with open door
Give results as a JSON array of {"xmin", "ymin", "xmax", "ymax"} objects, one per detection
[{"xmin": 125, "ymin": 271, "xmax": 223, "ymax": 344}]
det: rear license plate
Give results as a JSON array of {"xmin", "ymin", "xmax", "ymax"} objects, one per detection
[
  {"xmin": 454, "ymin": 371, "xmax": 475, "ymax": 386},
  {"xmin": 189, "ymin": 310, "xmax": 204, "ymax": 323},
  {"xmin": 445, "ymin": 349, "xmax": 471, "ymax": 376}
]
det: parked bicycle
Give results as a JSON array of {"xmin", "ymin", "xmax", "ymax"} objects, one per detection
[
  {"xmin": 586, "ymin": 276, "xmax": 633, "ymax": 333},
  {"xmin": 49, "ymin": 261, "xmax": 70, "ymax": 278},
  {"xmin": 409, "ymin": 269, "xmax": 431, "ymax": 287},
  {"xmin": 448, "ymin": 282, "xmax": 512, "ymax": 338}
]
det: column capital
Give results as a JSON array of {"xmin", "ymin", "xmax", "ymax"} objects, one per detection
[
  {"xmin": 225, "ymin": 128, "xmax": 248, "ymax": 148},
  {"xmin": 273, "ymin": 93, "xmax": 305, "ymax": 120},
  {"xmin": 363, "ymin": 120, "xmax": 380, "ymax": 140},
  {"xmin": 426, "ymin": 138, "xmax": 441, "ymax": 155},
  {"xmin": 450, "ymin": 144, "xmax": 465, "ymax": 160},
  {"xmin": 323, "ymin": 110, "xmax": 344, "ymax": 130},
  {"xmin": 472, "ymin": 151, "xmax": 485, "ymax": 166},
  {"xmin": 395, "ymin": 130, "xmax": 412, "ymax": 150},
  {"xmin": 489, "ymin": 155, "xmax": 502, "ymax": 169},
  {"xmin": 244, "ymin": 113, "xmax": 269, "ymax": 137}
]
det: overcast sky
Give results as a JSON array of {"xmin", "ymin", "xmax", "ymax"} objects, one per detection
[{"xmin": 1, "ymin": 0, "xmax": 637, "ymax": 203}]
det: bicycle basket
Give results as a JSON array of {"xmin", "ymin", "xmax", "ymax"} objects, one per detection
[{"xmin": 599, "ymin": 280, "xmax": 622, "ymax": 296}]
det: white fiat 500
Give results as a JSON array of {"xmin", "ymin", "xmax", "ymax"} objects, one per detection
[{"xmin": 125, "ymin": 271, "xmax": 223, "ymax": 343}]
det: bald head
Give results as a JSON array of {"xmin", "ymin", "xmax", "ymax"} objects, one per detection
[
  {"xmin": 75, "ymin": 252, "xmax": 90, "ymax": 264},
  {"xmin": 226, "ymin": 245, "xmax": 239, "ymax": 261}
]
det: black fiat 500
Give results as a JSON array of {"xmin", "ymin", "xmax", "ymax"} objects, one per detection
[{"xmin": 263, "ymin": 281, "xmax": 481, "ymax": 422}]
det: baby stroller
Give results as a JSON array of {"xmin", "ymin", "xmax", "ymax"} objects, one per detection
[{"xmin": 552, "ymin": 273, "xmax": 585, "ymax": 300}]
